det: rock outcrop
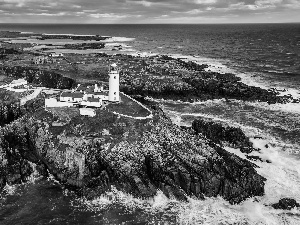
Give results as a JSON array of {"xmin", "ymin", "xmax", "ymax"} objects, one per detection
[
  {"xmin": 192, "ymin": 118, "xmax": 253, "ymax": 149},
  {"xmin": 272, "ymin": 198, "xmax": 300, "ymax": 210},
  {"xmin": 0, "ymin": 101, "xmax": 265, "ymax": 204}
]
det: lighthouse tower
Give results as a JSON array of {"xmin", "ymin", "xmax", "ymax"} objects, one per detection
[{"xmin": 108, "ymin": 63, "xmax": 120, "ymax": 102}]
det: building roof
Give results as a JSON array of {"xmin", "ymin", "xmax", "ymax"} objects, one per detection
[
  {"xmin": 94, "ymin": 91, "xmax": 109, "ymax": 96},
  {"xmin": 87, "ymin": 97, "xmax": 100, "ymax": 102},
  {"xmin": 61, "ymin": 92, "xmax": 84, "ymax": 98}
]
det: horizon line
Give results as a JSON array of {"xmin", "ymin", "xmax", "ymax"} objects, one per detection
[{"xmin": 0, "ymin": 22, "xmax": 299, "ymax": 25}]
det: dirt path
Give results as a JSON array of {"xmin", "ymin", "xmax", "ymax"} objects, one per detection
[{"xmin": 20, "ymin": 88, "xmax": 43, "ymax": 105}]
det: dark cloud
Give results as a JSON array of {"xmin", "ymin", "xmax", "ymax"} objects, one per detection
[{"xmin": 0, "ymin": 0, "xmax": 298, "ymax": 23}]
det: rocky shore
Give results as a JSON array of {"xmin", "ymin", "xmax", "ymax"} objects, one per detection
[
  {"xmin": 120, "ymin": 56, "xmax": 297, "ymax": 104},
  {"xmin": 39, "ymin": 34, "xmax": 109, "ymax": 41}
]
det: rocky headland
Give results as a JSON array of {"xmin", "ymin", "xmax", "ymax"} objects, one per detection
[
  {"xmin": 0, "ymin": 96, "xmax": 265, "ymax": 204},
  {"xmin": 1, "ymin": 32, "xmax": 297, "ymax": 207}
]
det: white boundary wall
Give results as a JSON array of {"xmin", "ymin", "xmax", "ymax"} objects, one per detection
[
  {"xmin": 110, "ymin": 92, "xmax": 153, "ymax": 120},
  {"xmin": 20, "ymin": 88, "xmax": 43, "ymax": 105}
]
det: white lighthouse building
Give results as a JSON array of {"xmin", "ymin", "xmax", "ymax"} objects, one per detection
[{"xmin": 108, "ymin": 63, "xmax": 120, "ymax": 102}]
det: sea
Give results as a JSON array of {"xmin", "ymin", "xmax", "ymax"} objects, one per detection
[{"xmin": 0, "ymin": 23, "xmax": 300, "ymax": 224}]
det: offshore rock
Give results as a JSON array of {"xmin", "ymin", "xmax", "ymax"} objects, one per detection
[
  {"xmin": 0, "ymin": 103, "xmax": 265, "ymax": 204},
  {"xmin": 272, "ymin": 198, "xmax": 300, "ymax": 210},
  {"xmin": 192, "ymin": 118, "xmax": 254, "ymax": 150}
]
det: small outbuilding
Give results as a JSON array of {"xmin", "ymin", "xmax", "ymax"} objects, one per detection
[
  {"xmin": 81, "ymin": 97, "xmax": 102, "ymax": 108},
  {"xmin": 80, "ymin": 108, "xmax": 96, "ymax": 117},
  {"xmin": 45, "ymin": 98, "xmax": 74, "ymax": 107}
]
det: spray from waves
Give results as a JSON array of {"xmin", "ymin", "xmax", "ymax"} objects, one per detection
[
  {"xmin": 71, "ymin": 186, "xmax": 251, "ymax": 224},
  {"xmin": 168, "ymin": 54, "xmax": 235, "ymax": 74},
  {"xmin": 71, "ymin": 186, "xmax": 147, "ymax": 212},
  {"xmin": 1, "ymin": 184, "xmax": 19, "ymax": 197},
  {"xmin": 0, "ymin": 162, "xmax": 42, "ymax": 198},
  {"xmin": 67, "ymin": 96, "xmax": 300, "ymax": 224},
  {"xmin": 70, "ymin": 184, "xmax": 300, "ymax": 224},
  {"xmin": 244, "ymin": 100, "xmax": 300, "ymax": 114},
  {"xmin": 160, "ymin": 97, "xmax": 300, "ymax": 129},
  {"xmin": 225, "ymin": 137, "xmax": 300, "ymax": 210},
  {"xmin": 161, "ymin": 102, "xmax": 300, "ymax": 224},
  {"xmin": 101, "ymin": 37, "xmax": 136, "ymax": 42}
]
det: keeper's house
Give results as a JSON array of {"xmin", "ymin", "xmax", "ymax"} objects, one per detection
[
  {"xmin": 60, "ymin": 92, "xmax": 84, "ymax": 103},
  {"xmin": 45, "ymin": 63, "xmax": 120, "ymax": 110}
]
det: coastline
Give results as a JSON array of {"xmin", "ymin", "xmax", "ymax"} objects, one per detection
[{"xmin": 1, "ymin": 26, "xmax": 300, "ymax": 224}]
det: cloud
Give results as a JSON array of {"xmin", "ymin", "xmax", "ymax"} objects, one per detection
[
  {"xmin": 128, "ymin": 0, "xmax": 153, "ymax": 7},
  {"xmin": 89, "ymin": 13, "xmax": 127, "ymax": 19},
  {"xmin": 72, "ymin": 5, "xmax": 82, "ymax": 9},
  {"xmin": 0, "ymin": 0, "xmax": 299, "ymax": 23},
  {"xmin": 26, "ymin": 12, "xmax": 67, "ymax": 16},
  {"xmin": 192, "ymin": 0, "xmax": 217, "ymax": 4}
]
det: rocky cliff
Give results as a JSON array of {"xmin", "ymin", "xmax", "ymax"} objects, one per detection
[{"xmin": 0, "ymin": 100, "xmax": 265, "ymax": 204}]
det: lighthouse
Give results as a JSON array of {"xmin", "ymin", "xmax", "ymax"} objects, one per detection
[{"xmin": 108, "ymin": 63, "xmax": 120, "ymax": 102}]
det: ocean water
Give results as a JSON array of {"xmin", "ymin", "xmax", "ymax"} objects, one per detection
[{"xmin": 1, "ymin": 23, "xmax": 300, "ymax": 224}]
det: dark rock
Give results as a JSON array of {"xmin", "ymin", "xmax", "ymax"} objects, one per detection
[
  {"xmin": 0, "ymin": 104, "xmax": 266, "ymax": 204},
  {"xmin": 272, "ymin": 198, "xmax": 300, "ymax": 210},
  {"xmin": 36, "ymin": 163, "xmax": 49, "ymax": 177},
  {"xmin": 192, "ymin": 117, "xmax": 254, "ymax": 151},
  {"xmin": 64, "ymin": 43, "xmax": 105, "ymax": 50},
  {"xmin": 0, "ymin": 102, "xmax": 23, "ymax": 126}
]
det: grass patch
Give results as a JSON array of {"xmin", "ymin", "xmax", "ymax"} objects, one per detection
[
  {"xmin": 106, "ymin": 93, "xmax": 151, "ymax": 118},
  {"xmin": 46, "ymin": 107, "xmax": 80, "ymax": 122}
]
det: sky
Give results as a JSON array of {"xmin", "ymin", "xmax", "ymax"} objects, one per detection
[{"xmin": 0, "ymin": 0, "xmax": 299, "ymax": 24}]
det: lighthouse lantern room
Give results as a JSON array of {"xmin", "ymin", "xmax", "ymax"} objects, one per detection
[{"xmin": 108, "ymin": 63, "xmax": 120, "ymax": 102}]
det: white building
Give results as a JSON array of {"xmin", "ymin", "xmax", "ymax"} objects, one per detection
[
  {"xmin": 108, "ymin": 63, "xmax": 120, "ymax": 102},
  {"xmin": 45, "ymin": 98, "xmax": 74, "ymax": 107},
  {"xmin": 80, "ymin": 108, "xmax": 96, "ymax": 117},
  {"xmin": 60, "ymin": 92, "xmax": 84, "ymax": 102}
]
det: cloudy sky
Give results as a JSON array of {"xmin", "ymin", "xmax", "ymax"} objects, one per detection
[{"xmin": 0, "ymin": 0, "xmax": 299, "ymax": 23}]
